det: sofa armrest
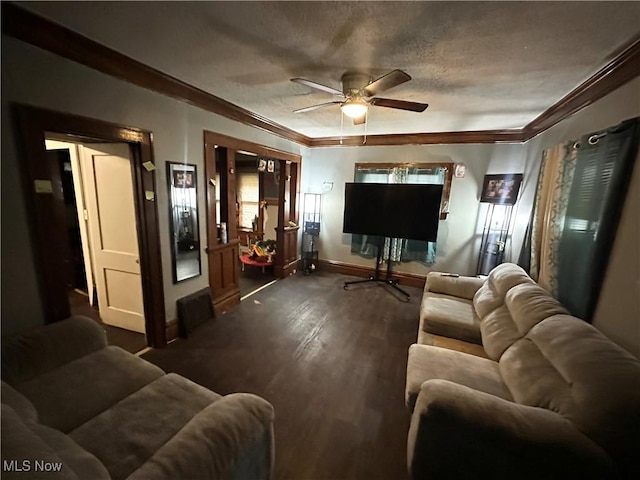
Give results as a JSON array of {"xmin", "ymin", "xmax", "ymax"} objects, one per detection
[
  {"xmin": 424, "ymin": 272, "xmax": 484, "ymax": 300},
  {"xmin": 128, "ymin": 393, "xmax": 275, "ymax": 480},
  {"xmin": 1, "ymin": 316, "xmax": 107, "ymax": 386},
  {"xmin": 408, "ymin": 380, "xmax": 615, "ymax": 480}
]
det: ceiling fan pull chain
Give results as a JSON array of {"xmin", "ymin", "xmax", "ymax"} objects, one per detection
[
  {"xmin": 340, "ymin": 111, "xmax": 344, "ymax": 145},
  {"xmin": 363, "ymin": 111, "xmax": 368, "ymax": 145}
]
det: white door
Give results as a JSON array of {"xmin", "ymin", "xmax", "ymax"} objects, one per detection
[{"xmin": 79, "ymin": 143, "xmax": 145, "ymax": 333}]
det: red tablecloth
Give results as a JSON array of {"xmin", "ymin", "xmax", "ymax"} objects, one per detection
[{"xmin": 240, "ymin": 252, "xmax": 272, "ymax": 268}]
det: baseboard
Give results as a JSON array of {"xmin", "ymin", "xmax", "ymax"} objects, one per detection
[
  {"xmin": 166, "ymin": 319, "xmax": 179, "ymax": 343},
  {"xmin": 213, "ymin": 289, "xmax": 241, "ymax": 316},
  {"xmin": 317, "ymin": 259, "xmax": 426, "ymax": 289}
]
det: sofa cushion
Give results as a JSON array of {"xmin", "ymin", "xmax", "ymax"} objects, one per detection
[
  {"xmin": 1, "ymin": 404, "xmax": 109, "ymax": 480},
  {"xmin": 479, "ymin": 283, "xmax": 566, "ymax": 361},
  {"xmin": 420, "ymin": 293, "xmax": 482, "ymax": 344},
  {"xmin": 2, "ymin": 381, "xmax": 38, "ymax": 422},
  {"xmin": 405, "ymin": 344, "xmax": 512, "ymax": 412},
  {"xmin": 70, "ymin": 373, "xmax": 220, "ymax": 480},
  {"xmin": 14, "ymin": 346, "xmax": 164, "ymax": 433},
  {"xmin": 479, "ymin": 305, "xmax": 521, "ymax": 361},
  {"xmin": 1, "ymin": 316, "xmax": 107, "ymax": 386},
  {"xmin": 425, "ymin": 272, "xmax": 484, "ymax": 300},
  {"xmin": 473, "ymin": 263, "xmax": 533, "ymax": 319},
  {"xmin": 506, "ymin": 283, "xmax": 568, "ymax": 335},
  {"xmin": 499, "ymin": 315, "xmax": 640, "ymax": 470},
  {"xmin": 128, "ymin": 393, "xmax": 275, "ymax": 480}
]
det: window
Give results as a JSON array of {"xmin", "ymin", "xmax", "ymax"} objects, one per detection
[
  {"xmin": 237, "ymin": 172, "xmax": 260, "ymax": 229},
  {"xmin": 351, "ymin": 162, "xmax": 453, "ymax": 266}
]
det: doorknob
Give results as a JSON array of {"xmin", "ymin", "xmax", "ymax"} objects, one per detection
[{"xmin": 135, "ymin": 259, "xmax": 139, "ymax": 264}]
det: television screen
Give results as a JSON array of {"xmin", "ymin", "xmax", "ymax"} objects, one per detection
[{"xmin": 343, "ymin": 183, "xmax": 443, "ymax": 242}]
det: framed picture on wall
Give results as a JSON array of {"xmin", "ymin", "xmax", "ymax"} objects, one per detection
[
  {"xmin": 172, "ymin": 169, "xmax": 194, "ymax": 188},
  {"xmin": 480, "ymin": 173, "xmax": 523, "ymax": 205}
]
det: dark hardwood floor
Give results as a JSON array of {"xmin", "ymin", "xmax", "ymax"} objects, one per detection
[
  {"xmin": 142, "ymin": 271, "xmax": 422, "ymax": 480},
  {"xmin": 238, "ymin": 259, "xmax": 277, "ymax": 297}
]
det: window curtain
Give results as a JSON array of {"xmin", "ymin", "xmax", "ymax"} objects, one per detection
[
  {"xmin": 519, "ymin": 118, "xmax": 639, "ymax": 320},
  {"xmin": 350, "ymin": 166, "xmax": 444, "ymax": 266}
]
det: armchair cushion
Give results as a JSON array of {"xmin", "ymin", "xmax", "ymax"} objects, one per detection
[
  {"xmin": 1, "ymin": 404, "xmax": 109, "ymax": 480},
  {"xmin": 14, "ymin": 346, "xmax": 164, "ymax": 433},
  {"xmin": 128, "ymin": 393, "xmax": 275, "ymax": 480},
  {"xmin": 1, "ymin": 316, "xmax": 107, "ymax": 385}
]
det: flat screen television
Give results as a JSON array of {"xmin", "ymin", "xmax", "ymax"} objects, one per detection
[{"xmin": 343, "ymin": 183, "xmax": 443, "ymax": 242}]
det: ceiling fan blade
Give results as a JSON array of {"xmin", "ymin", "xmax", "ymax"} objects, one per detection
[
  {"xmin": 293, "ymin": 101, "xmax": 343, "ymax": 114},
  {"xmin": 370, "ymin": 97, "xmax": 429, "ymax": 112},
  {"xmin": 352, "ymin": 114, "xmax": 366, "ymax": 126},
  {"xmin": 291, "ymin": 78, "xmax": 344, "ymax": 96},
  {"xmin": 362, "ymin": 69, "xmax": 411, "ymax": 97}
]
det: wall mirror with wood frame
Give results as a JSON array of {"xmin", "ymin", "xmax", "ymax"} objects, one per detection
[{"xmin": 167, "ymin": 162, "xmax": 201, "ymax": 282}]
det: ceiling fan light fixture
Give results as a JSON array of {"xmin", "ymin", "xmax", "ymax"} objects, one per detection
[{"xmin": 341, "ymin": 98, "xmax": 368, "ymax": 119}]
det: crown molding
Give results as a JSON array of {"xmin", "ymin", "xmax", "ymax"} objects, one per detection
[
  {"xmin": 307, "ymin": 129, "xmax": 526, "ymax": 147},
  {"xmin": 3, "ymin": 3, "xmax": 638, "ymax": 149},
  {"xmin": 523, "ymin": 35, "xmax": 640, "ymax": 140},
  {"xmin": 1, "ymin": 2, "xmax": 310, "ymax": 146}
]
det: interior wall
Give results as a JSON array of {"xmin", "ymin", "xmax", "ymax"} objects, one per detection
[
  {"xmin": 0, "ymin": 35, "xmax": 307, "ymax": 335},
  {"xmin": 301, "ymin": 142, "xmax": 529, "ymax": 276}
]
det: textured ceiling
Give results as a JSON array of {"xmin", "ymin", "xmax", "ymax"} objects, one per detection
[{"xmin": 20, "ymin": 1, "xmax": 640, "ymax": 138}]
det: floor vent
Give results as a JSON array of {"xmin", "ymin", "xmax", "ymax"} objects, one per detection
[{"xmin": 176, "ymin": 288, "xmax": 214, "ymax": 338}]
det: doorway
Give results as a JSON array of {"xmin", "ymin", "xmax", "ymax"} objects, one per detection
[
  {"xmin": 44, "ymin": 139, "xmax": 147, "ymax": 353},
  {"xmin": 235, "ymin": 151, "xmax": 277, "ymax": 297},
  {"xmin": 14, "ymin": 105, "xmax": 166, "ymax": 347},
  {"xmin": 203, "ymin": 131, "xmax": 302, "ymax": 313}
]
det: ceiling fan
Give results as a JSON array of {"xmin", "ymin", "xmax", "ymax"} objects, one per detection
[{"xmin": 291, "ymin": 69, "xmax": 428, "ymax": 125}]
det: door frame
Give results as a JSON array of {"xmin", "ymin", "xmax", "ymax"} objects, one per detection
[{"xmin": 13, "ymin": 105, "xmax": 166, "ymax": 347}]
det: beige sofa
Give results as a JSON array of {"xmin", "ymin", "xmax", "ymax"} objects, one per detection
[
  {"xmin": 1, "ymin": 316, "xmax": 275, "ymax": 480},
  {"xmin": 406, "ymin": 263, "xmax": 640, "ymax": 479}
]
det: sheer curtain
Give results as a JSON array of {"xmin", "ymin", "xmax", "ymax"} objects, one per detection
[
  {"xmin": 519, "ymin": 118, "xmax": 639, "ymax": 320},
  {"xmin": 351, "ymin": 165, "xmax": 445, "ymax": 266}
]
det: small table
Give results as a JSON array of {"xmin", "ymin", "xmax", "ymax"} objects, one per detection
[{"xmin": 239, "ymin": 252, "xmax": 272, "ymax": 273}]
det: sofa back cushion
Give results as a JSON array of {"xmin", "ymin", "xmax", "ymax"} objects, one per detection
[
  {"xmin": 425, "ymin": 273, "xmax": 484, "ymax": 300},
  {"xmin": 473, "ymin": 263, "xmax": 533, "ymax": 320},
  {"xmin": 481, "ymin": 283, "xmax": 569, "ymax": 360},
  {"xmin": 1, "ymin": 381, "xmax": 37, "ymax": 422},
  {"xmin": 506, "ymin": 283, "xmax": 568, "ymax": 335},
  {"xmin": 499, "ymin": 315, "xmax": 640, "ymax": 469},
  {"xmin": 1, "ymin": 316, "xmax": 107, "ymax": 385}
]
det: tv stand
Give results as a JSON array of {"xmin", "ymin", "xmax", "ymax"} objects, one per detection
[{"xmin": 343, "ymin": 237, "xmax": 411, "ymax": 301}]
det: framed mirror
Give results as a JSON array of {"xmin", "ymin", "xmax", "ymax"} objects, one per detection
[{"xmin": 167, "ymin": 162, "xmax": 201, "ymax": 282}]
